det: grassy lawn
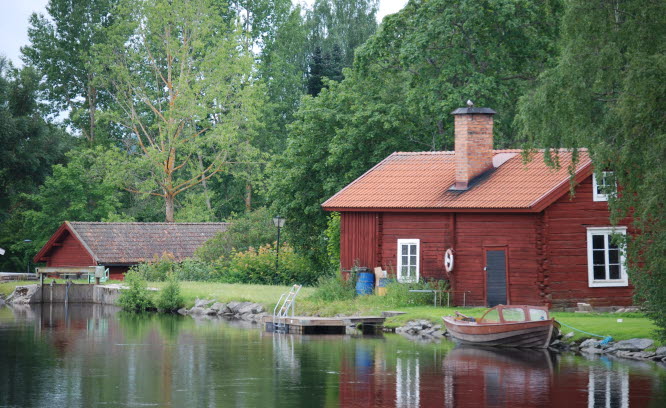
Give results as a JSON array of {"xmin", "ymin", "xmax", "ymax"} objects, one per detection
[
  {"xmin": 1, "ymin": 280, "xmax": 659, "ymax": 344},
  {"xmin": 149, "ymin": 281, "xmax": 315, "ymax": 307}
]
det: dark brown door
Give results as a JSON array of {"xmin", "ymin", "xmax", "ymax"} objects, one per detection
[{"xmin": 485, "ymin": 249, "xmax": 507, "ymax": 306}]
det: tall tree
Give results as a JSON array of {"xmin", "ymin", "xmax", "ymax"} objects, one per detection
[
  {"xmin": 305, "ymin": 0, "xmax": 378, "ymax": 96},
  {"xmin": 270, "ymin": 0, "xmax": 562, "ymax": 271},
  {"xmin": 516, "ymin": 0, "xmax": 666, "ymax": 337},
  {"xmin": 96, "ymin": 0, "xmax": 263, "ymax": 222},
  {"xmin": 229, "ymin": 0, "xmax": 293, "ymax": 52},
  {"xmin": 0, "ymin": 58, "xmax": 74, "ymax": 271},
  {"xmin": 21, "ymin": 0, "xmax": 117, "ymax": 145},
  {"xmin": 257, "ymin": 6, "xmax": 309, "ymax": 152}
]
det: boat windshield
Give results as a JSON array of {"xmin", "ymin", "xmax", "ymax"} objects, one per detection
[
  {"xmin": 501, "ymin": 307, "xmax": 526, "ymax": 322},
  {"xmin": 529, "ymin": 308, "xmax": 549, "ymax": 321},
  {"xmin": 479, "ymin": 308, "xmax": 500, "ymax": 323}
]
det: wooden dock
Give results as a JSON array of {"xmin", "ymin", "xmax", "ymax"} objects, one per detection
[{"xmin": 262, "ymin": 315, "xmax": 385, "ymax": 335}]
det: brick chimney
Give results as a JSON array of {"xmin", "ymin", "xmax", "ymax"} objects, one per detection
[{"xmin": 450, "ymin": 106, "xmax": 496, "ymax": 190}]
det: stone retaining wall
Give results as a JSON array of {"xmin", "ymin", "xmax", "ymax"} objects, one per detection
[{"xmin": 6, "ymin": 284, "xmax": 121, "ymax": 305}]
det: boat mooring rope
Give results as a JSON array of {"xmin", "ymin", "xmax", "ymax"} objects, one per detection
[{"xmin": 557, "ymin": 321, "xmax": 614, "ymax": 345}]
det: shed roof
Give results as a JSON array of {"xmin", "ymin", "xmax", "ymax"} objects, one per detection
[
  {"xmin": 322, "ymin": 149, "xmax": 592, "ymax": 212},
  {"xmin": 34, "ymin": 222, "xmax": 228, "ymax": 264}
]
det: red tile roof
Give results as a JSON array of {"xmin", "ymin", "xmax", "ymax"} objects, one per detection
[
  {"xmin": 34, "ymin": 222, "xmax": 228, "ymax": 264},
  {"xmin": 322, "ymin": 150, "xmax": 592, "ymax": 211}
]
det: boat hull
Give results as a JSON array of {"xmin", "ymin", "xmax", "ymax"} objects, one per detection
[{"xmin": 442, "ymin": 316, "xmax": 555, "ymax": 348}]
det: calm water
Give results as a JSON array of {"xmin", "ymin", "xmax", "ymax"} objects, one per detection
[{"xmin": 1, "ymin": 304, "xmax": 665, "ymax": 408}]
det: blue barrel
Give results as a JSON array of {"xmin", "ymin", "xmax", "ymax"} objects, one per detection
[
  {"xmin": 378, "ymin": 278, "xmax": 390, "ymax": 287},
  {"xmin": 356, "ymin": 272, "xmax": 375, "ymax": 295}
]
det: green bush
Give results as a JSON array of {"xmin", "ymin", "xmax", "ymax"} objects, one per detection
[
  {"xmin": 131, "ymin": 256, "xmax": 175, "ymax": 281},
  {"xmin": 384, "ymin": 278, "xmax": 450, "ymax": 307},
  {"xmin": 324, "ymin": 212, "xmax": 341, "ymax": 272},
  {"xmin": 132, "ymin": 256, "xmax": 214, "ymax": 282},
  {"xmin": 217, "ymin": 243, "xmax": 318, "ymax": 285},
  {"xmin": 175, "ymin": 259, "xmax": 212, "ymax": 281},
  {"xmin": 309, "ymin": 274, "xmax": 355, "ymax": 302},
  {"xmin": 117, "ymin": 270, "xmax": 154, "ymax": 312},
  {"xmin": 155, "ymin": 276, "xmax": 185, "ymax": 312}
]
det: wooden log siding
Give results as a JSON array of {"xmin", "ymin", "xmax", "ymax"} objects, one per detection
[
  {"xmin": 377, "ymin": 212, "xmax": 540, "ymax": 306},
  {"xmin": 48, "ymin": 231, "xmax": 95, "ymax": 267},
  {"xmin": 545, "ymin": 177, "xmax": 633, "ymax": 308},
  {"xmin": 340, "ymin": 212, "xmax": 380, "ymax": 270},
  {"xmin": 380, "ymin": 212, "xmax": 450, "ymax": 280},
  {"xmin": 454, "ymin": 213, "xmax": 540, "ymax": 306}
]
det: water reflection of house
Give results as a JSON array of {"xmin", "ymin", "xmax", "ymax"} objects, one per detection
[
  {"xmin": 338, "ymin": 344, "xmax": 447, "ymax": 408},
  {"xmin": 337, "ymin": 343, "xmax": 659, "ymax": 408},
  {"xmin": 550, "ymin": 358, "xmax": 654, "ymax": 408}
]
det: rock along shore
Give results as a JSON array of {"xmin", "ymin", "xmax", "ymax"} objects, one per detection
[{"xmin": 178, "ymin": 298, "xmax": 268, "ymax": 323}]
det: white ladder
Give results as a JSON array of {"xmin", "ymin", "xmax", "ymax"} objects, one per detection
[{"xmin": 272, "ymin": 284, "xmax": 302, "ymax": 332}]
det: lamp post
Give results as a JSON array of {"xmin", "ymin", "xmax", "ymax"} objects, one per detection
[
  {"xmin": 272, "ymin": 216, "xmax": 286, "ymax": 272},
  {"xmin": 23, "ymin": 239, "xmax": 32, "ymax": 274}
]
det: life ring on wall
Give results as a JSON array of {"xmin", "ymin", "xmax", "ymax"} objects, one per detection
[{"xmin": 444, "ymin": 248, "xmax": 455, "ymax": 273}]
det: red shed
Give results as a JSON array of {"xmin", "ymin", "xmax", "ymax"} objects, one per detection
[
  {"xmin": 322, "ymin": 107, "xmax": 632, "ymax": 308},
  {"xmin": 33, "ymin": 222, "xmax": 228, "ymax": 280}
]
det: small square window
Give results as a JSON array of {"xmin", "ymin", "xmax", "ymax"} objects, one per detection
[{"xmin": 593, "ymin": 171, "xmax": 616, "ymax": 202}]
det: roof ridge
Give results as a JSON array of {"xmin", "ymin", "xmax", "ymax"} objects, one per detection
[
  {"xmin": 69, "ymin": 221, "xmax": 229, "ymax": 225},
  {"xmin": 393, "ymin": 148, "xmax": 589, "ymax": 155}
]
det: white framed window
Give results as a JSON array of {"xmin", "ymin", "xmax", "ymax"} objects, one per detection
[
  {"xmin": 587, "ymin": 227, "xmax": 628, "ymax": 287},
  {"xmin": 397, "ymin": 239, "xmax": 420, "ymax": 283},
  {"xmin": 593, "ymin": 171, "xmax": 615, "ymax": 202}
]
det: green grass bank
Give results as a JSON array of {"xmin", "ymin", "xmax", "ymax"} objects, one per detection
[{"xmin": 1, "ymin": 280, "xmax": 659, "ymax": 344}]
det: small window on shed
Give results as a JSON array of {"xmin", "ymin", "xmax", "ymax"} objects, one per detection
[
  {"xmin": 529, "ymin": 309, "xmax": 548, "ymax": 321},
  {"xmin": 502, "ymin": 308, "xmax": 526, "ymax": 322},
  {"xmin": 593, "ymin": 171, "xmax": 616, "ymax": 202},
  {"xmin": 397, "ymin": 239, "xmax": 419, "ymax": 283}
]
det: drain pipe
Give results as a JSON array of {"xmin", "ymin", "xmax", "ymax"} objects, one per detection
[{"xmin": 50, "ymin": 280, "xmax": 54, "ymax": 304}]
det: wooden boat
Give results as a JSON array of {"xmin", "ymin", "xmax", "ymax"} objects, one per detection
[{"xmin": 442, "ymin": 305, "xmax": 559, "ymax": 348}]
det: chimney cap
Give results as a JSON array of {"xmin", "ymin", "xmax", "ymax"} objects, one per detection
[{"xmin": 451, "ymin": 107, "xmax": 496, "ymax": 115}]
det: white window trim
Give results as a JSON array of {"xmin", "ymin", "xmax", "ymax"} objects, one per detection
[
  {"xmin": 397, "ymin": 239, "xmax": 420, "ymax": 283},
  {"xmin": 588, "ymin": 367, "xmax": 629, "ymax": 408},
  {"xmin": 587, "ymin": 227, "xmax": 628, "ymax": 287},
  {"xmin": 593, "ymin": 171, "xmax": 615, "ymax": 202}
]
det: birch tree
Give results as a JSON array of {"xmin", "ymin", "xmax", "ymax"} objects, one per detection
[{"xmin": 97, "ymin": 0, "xmax": 262, "ymax": 222}]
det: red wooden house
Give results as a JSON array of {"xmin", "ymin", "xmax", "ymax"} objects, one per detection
[
  {"xmin": 33, "ymin": 222, "xmax": 228, "ymax": 280},
  {"xmin": 322, "ymin": 106, "xmax": 631, "ymax": 308}
]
